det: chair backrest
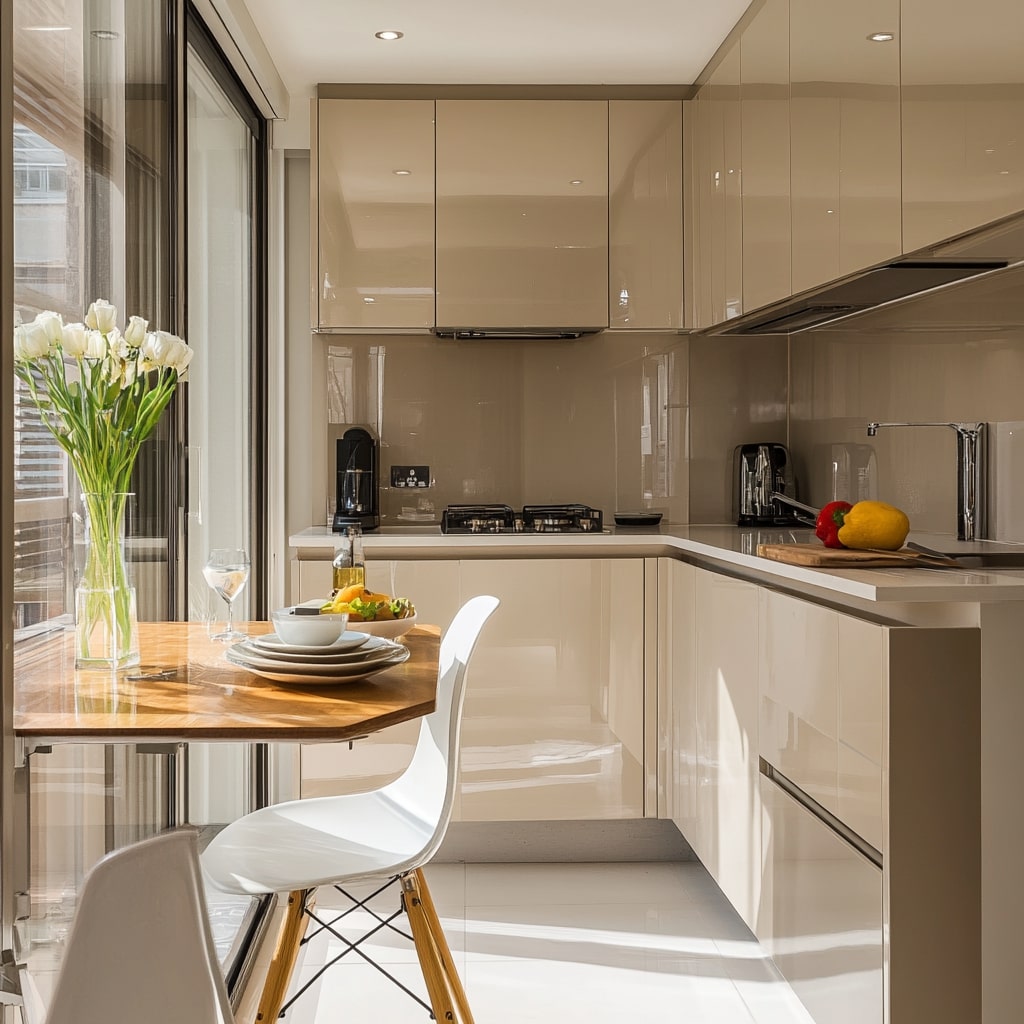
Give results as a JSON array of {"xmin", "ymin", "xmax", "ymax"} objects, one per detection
[
  {"xmin": 45, "ymin": 828, "xmax": 233, "ymax": 1024},
  {"xmin": 381, "ymin": 594, "xmax": 498, "ymax": 869}
]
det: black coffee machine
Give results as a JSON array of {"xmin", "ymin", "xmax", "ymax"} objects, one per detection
[{"xmin": 333, "ymin": 427, "xmax": 380, "ymax": 532}]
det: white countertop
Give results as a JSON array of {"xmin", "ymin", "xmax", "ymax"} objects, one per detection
[{"xmin": 288, "ymin": 524, "xmax": 1024, "ymax": 604}]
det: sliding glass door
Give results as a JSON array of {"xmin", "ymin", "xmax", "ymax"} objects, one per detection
[{"xmin": 183, "ymin": 18, "xmax": 267, "ymax": 823}]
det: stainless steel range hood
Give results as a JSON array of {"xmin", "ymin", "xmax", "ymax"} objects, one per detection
[{"xmin": 705, "ymin": 212, "xmax": 1024, "ymax": 335}]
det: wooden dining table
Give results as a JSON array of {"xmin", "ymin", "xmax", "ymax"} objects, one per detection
[{"xmin": 14, "ymin": 620, "xmax": 441, "ymax": 746}]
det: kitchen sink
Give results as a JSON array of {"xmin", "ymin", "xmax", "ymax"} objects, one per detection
[
  {"xmin": 936, "ymin": 552, "xmax": 1024, "ymax": 569},
  {"xmin": 906, "ymin": 541, "xmax": 1024, "ymax": 569}
]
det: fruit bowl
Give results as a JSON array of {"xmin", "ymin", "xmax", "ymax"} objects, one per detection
[
  {"xmin": 270, "ymin": 607, "xmax": 350, "ymax": 647},
  {"xmin": 345, "ymin": 613, "xmax": 417, "ymax": 640}
]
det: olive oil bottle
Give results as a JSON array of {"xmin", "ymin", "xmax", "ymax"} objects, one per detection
[{"xmin": 332, "ymin": 525, "xmax": 365, "ymax": 593}]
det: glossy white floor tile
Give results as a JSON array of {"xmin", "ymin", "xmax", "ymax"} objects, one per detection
[{"xmin": 280, "ymin": 861, "xmax": 815, "ymax": 1024}]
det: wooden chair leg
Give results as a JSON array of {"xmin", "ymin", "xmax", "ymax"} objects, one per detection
[
  {"xmin": 256, "ymin": 888, "xmax": 316, "ymax": 1023},
  {"xmin": 404, "ymin": 874, "xmax": 457, "ymax": 1022},
  {"xmin": 405, "ymin": 870, "xmax": 476, "ymax": 1024}
]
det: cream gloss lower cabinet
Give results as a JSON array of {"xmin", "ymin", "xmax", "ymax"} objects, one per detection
[
  {"xmin": 758, "ymin": 778, "xmax": 883, "ymax": 1024},
  {"xmin": 661, "ymin": 558, "xmax": 698, "ymax": 846},
  {"xmin": 757, "ymin": 588, "xmax": 884, "ymax": 1024},
  {"xmin": 457, "ymin": 558, "xmax": 645, "ymax": 822},
  {"xmin": 756, "ymin": 588, "xmax": 981, "ymax": 1024},
  {"xmin": 294, "ymin": 556, "xmax": 646, "ymax": 822},
  {"xmin": 692, "ymin": 568, "xmax": 761, "ymax": 932}
]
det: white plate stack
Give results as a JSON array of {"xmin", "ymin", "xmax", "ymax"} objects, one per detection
[{"xmin": 225, "ymin": 630, "xmax": 411, "ymax": 685}]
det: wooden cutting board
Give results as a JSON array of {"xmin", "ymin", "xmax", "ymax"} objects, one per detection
[{"xmin": 756, "ymin": 543, "xmax": 958, "ymax": 568}]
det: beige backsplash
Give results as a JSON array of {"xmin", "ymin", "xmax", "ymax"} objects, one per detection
[
  {"xmin": 790, "ymin": 267, "xmax": 1024, "ymax": 540},
  {"xmin": 314, "ymin": 331, "xmax": 690, "ymax": 528}
]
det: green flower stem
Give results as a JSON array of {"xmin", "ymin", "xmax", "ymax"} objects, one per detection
[{"xmin": 78, "ymin": 491, "xmax": 136, "ymax": 666}]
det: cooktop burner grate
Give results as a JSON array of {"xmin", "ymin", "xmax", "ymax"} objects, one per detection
[{"xmin": 440, "ymin": 503, "xmax": 603, "ymax": 534}]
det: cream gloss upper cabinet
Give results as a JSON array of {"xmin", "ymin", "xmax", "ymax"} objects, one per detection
[
  {"xmin": 789, "ymin": 0, "xmax": 901, "ymax": 294},
  {"xmin": 608, "ymin": 101, "xmax": 684, "ymax": 330},
  {"xmin": 691, "ymin": 40, "xmax": 741, "ymax": 329},
  {"xmin": 902, "ymin": 0, "xmax": 1024, "ymax": 252},
  {"xmin": 740, "ymin": 0, "xmax": 791, "ymax": 312},
  {"xmin": 313, "ymin": 99, "xmax": 435, "ymax": 331},
  {"xmin": 434, "ymin": 100, "xmax": 609, "ymax": 333},
  {"xmin": 709, "ymin": 43, "xmax": 743, "ymax": 326}
]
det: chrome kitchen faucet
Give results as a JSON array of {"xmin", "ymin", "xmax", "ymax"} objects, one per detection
[{"xmin": 865, "ymin": 421, "xmax": 986, "ymax": 541}]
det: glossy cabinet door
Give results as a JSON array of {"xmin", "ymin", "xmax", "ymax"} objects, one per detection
[
  {"xmin": 608, "ymin": 101, "xmax": 683, "ymax": 330},
  {"xmin": 661, "ymin": 559, "xmax": 698, "ymax": 845},
  {"xmin": 759, "ymin": 776, "xmax": 884, "ymax": 1024},
  {"xmin": 902, "ymin": 0, "xmax": 1024, "ymax": 252},
  {"xmin": 790, "ymin": 0, "xmax": 901, "ymax": 293},
  {"xmin": 435, "ymin": 100, "xmax": 609, "ymax": 332},
  {"xmin": 297, "ymin": 558, "xmax": 461, "ymax": 799},
  {"xmin": 693, "ymin": 568, "xmax": 760, "ymax": 931},
  {"xmin": 314, "ymin": 99, "xmax": 436, "ymax": 331},
  {"xmin": 457, "ymin": 558, "xmax": 645, "ymax": 821},
  {"xmin": 706, "ymin": 43, "xmax": 742, "ymax": 325},
  {"xmin": 758, "ymin": 589, "xmax": 883, "ymax": 851},
  {"xmin": 690, "ymin": 86, "xmax": 715, "ymax": 329},
  {"xmin": 719, "ymin": 44, "xmax": 743, "ymax": 322},
  {"xmin": 740, "ymin": 0, "xmax": 791, "ymax": 311}
]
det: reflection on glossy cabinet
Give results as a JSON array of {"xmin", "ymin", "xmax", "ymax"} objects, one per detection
[
  {"xmin": 435, "ymin": 100, "xmax": 609, "ymax": 332},
  {"xmin": 297, "ymin": 559, "xmax": 461, "ymax": 800},
  {"xmin": 790, "ymin": 0, "xmax": 900, "ymax": 293},
  {"xmin": 694, "ymin": 568, "xmax": 760, "ymax": 931},
  {"xmin": 902, "ymin": 0, "xmax": 1024, "ymax": 251},
  {"xmin": 608, "ymin": 101, "xmax": 684, "ymax": 330},
  {"xmin": 458, "ymin": 558, "xmax": 645, "ymax": 821},
  {"xmin": 759, "ymin": 777, "xmax": 883, "ymax": 1024},
  {"xmin": 740, "ymin": 0, "xmax": 791, "ymax": 311},
  {"xmin": 314, "ymin": 99, "xmax": 436, "ymax": 331}
]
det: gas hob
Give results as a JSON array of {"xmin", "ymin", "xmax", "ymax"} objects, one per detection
[{"xmin": 440, "ymin": 503, "xmax": 603, "ymax": 535}]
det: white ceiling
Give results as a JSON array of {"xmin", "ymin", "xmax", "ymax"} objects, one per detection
[{"xmin": 242, "ymin": 0, "xmax": 752, "ymax": 95}]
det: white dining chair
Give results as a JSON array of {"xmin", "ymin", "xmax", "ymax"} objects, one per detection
[
  {"xmin": 44, "ymin": 828, "xmax": 233, "ymax": 1024},
  {"xmin": 201, "ymin": 594, "xmax": 499, "ymax": 1024}
]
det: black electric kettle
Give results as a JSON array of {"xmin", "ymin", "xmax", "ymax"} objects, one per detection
[{"xmin": 732, "ymin": 443, "xmax": 798, "ymax": 526}]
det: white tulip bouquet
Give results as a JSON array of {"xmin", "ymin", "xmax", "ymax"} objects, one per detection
[
  {"xmin": 13, "ymin": 299, "xmax": 193, "ymax": 666},
  {"xmin": 14, "ymin": 298, "xmax": 193, "ymax": 497}
]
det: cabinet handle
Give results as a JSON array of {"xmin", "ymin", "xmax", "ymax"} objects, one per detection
[{"xmin": 760, "ymin": 757, "xmax": 882, "ymax": 869}]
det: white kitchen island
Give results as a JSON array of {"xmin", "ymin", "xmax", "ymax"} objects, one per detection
[{"xmin": 289, "ymin": 522, "xmax": 1024, "ymax": 1024}]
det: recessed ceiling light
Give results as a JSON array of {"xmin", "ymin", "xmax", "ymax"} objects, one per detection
[
  {"xmin": 393, "ymin": 169, "xmax": 412, "ymax": 176},
  {"xmin": 24, "ymin": 25, "xmax": 72, "ymax": 32},
  {"xmin": 569, "ymin": 179, "xmax": 583, "ymax": 186},
  {"xmin": 867, "ymin": 32, "xmax": 895, "ymax": 42},
  {"xmin": 91, "ymin": 29, "xmax": 120, "ymax": 40},
  {"xmin": 363, "ymin": 296, "xmax": 376, "ymax": 304},
  {"xmin": 375, "ymin": 30, "xmax": 403, "ymax": 41}
]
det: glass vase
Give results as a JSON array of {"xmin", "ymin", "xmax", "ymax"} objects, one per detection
[{"xmin": 75, "ymin": 492, "xmax": 140, "ymax": 670}]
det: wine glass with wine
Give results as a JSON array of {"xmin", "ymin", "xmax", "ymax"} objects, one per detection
[{"xmin": 203, "ymin": 548, "xmax": 250, "ymax": 642}]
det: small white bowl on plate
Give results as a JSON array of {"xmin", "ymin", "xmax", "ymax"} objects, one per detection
[
  {"xmin": 346, "ymin": 612, "xmax": 417, "ymax": 640},
  {"xmin": 270, "ymin": 607, "xmax": 350, "ymax": 647}
]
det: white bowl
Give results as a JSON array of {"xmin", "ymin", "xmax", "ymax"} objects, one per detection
[
  {"xmin": 346, "ymin": 613, "xmax": 417, "ymax": 640},
  {"xmin": 270, "ymin": 607, "xmax": 350, "ymax": 647}
]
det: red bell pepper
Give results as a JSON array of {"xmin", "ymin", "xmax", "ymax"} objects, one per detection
[{"xmin": 815, "ymin": 500, "xmax": 853, "ymax": 548}]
